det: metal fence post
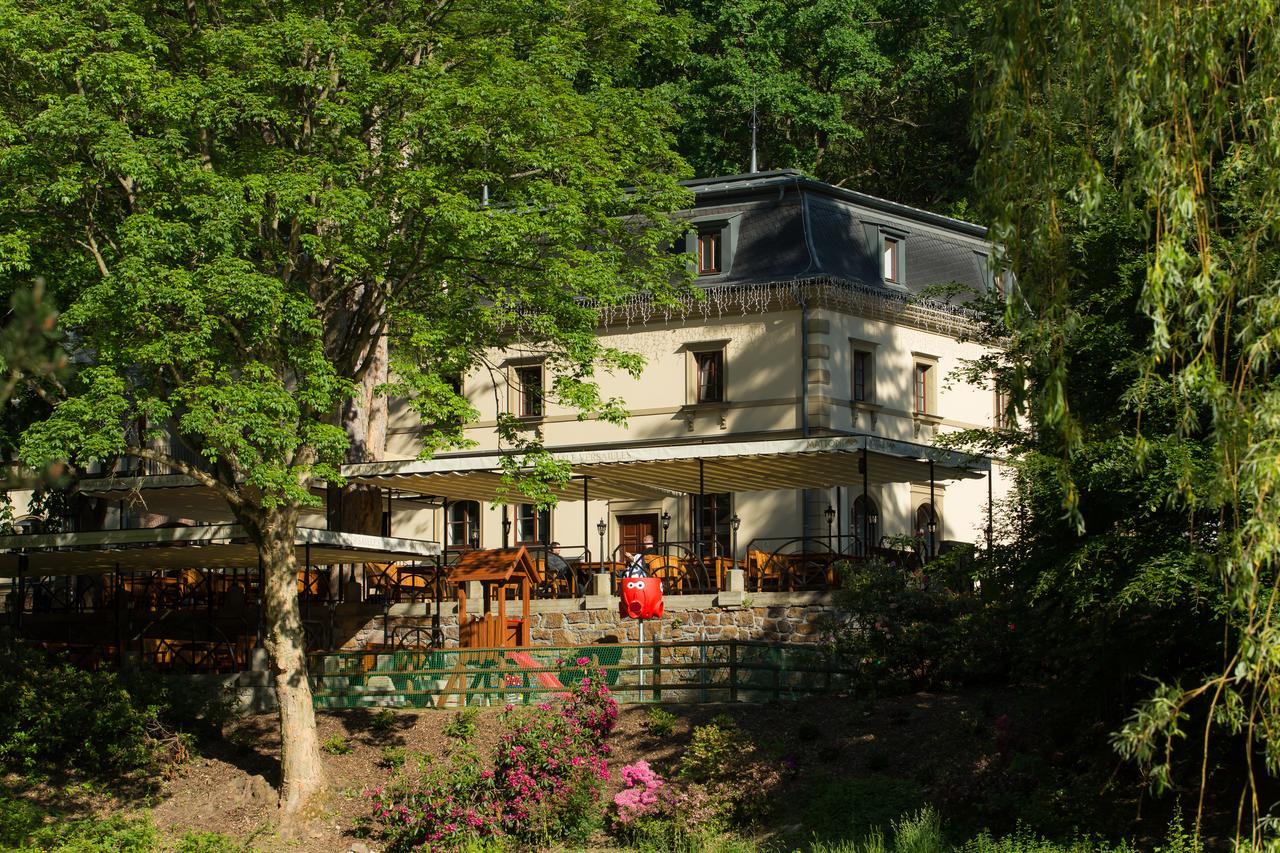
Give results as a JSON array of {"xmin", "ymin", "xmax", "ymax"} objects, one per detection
[
  {"xmin": 728, "ymin": 641, "xmax": 739, "ymax": 702},
  {"xmin": 699, "ymin": 641, "xmax": 708, "ymax": 703},
  {"xmin": 773, "ymin": 648, "xmax": 782, "ymax": 701},
  {"xmin": 653, "ymin": 639, "xmax": 662, "ymax": 703}
]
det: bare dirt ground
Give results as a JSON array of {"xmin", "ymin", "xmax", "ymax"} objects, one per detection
[{"xmin": 135, "ymin": 687, "xmax": 1164, "ymax": 852}]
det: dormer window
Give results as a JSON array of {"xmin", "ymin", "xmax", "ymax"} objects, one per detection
[
  {"xmin": 883, "ymin": 237, "xmax": 900, "ymax": 283},
  {"xmin": 697, "ymin": 229, "xmax": 722, "ymax": 275}
]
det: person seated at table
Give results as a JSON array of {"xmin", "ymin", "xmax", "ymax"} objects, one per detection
[
  {"xmin": 621, "ymin": 535, "xmax": 657, "ymax": 578},
  {"xmin": 546, "ymin": 542, "xmax": 588, "ymax": 591}
]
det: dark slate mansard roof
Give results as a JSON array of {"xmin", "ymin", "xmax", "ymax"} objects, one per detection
[{"xmin": 680, "ymin": 170, "xmax": 994, "ymax": 300}]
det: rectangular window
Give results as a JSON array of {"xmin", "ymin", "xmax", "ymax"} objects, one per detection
[
  {"xmin": 515, "ymin": 365, "xmax": 543, "ymax": 417},
  {"xmin": 994, "ymin": 387, "xmax": 1010, "ymax": 430},
  {"xmin": 697, "ymin": 230, "xmax": 721, "ymax": 275},
  {"xmin": 695, "ymin": 350, "xmax": 724, "ymax": 403},
  {"xmin": 883, "ymin": 238, "xmax": 899, "ymax": 282},
  {"xmin": 516, "ymin": 504, "xmax": 550, "ymax": 544},
  {"xmin": 853, "ymin": 350, "xmax": 871, "ymax": 403},
  {"xmin": 447, "ymin": 501, "xmax": 481, "ymax": 549},
  {"xmin": 914, "ymin": 363, "xmax": 931, "ymax": 414},
  {"xmin": 693, "ymin": 493, "xmax": 732, "ymax": 557}
]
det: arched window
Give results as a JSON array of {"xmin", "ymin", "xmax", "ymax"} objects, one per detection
[
  {"xmin": 852, "ymin": 496, "xmax": 879, "ymax": 556},
  {"xmin": 447, "ymin": 501, "xmax": 480, "ymax": 549},
  {"xmin": 516, "ymin": 504, "xmax": 550, "ymax": 545},
  {"xmin": 915, "ymin": 503, "xmax": 939, "ymax": 556}
]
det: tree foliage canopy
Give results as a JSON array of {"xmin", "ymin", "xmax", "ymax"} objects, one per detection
[
  {"xmin": 0, "ymin": 0, "xmax": 693, "ymax": 814},
  {"xmin": 646, "ymin": 0, "xmax": 988, "ymax": 210},
  {"xmin": 979, "ymin": 0, "xmax": 1280, "ymax": 834},
  {"xmin": 0, "ymin": 0, "xmax": 691, "ymax": 508}
]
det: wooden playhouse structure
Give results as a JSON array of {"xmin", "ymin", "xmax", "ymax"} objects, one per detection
[{"xmin": 450, "ymin": 546, "xmax": 537, "ymax": 648}]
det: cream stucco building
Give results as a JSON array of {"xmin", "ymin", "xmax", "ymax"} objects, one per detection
[{"xmin": 374, "ymin": 170, "xmax": 1012, "ymax": 574}]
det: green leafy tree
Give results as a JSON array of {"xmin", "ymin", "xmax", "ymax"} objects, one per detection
[
  {"xmin": 0, "ymin": 0, "xmax": 689, "ymax": 816},
  {"xmin": 647, "ymin": 0, "xmax": 989, "ymax": 210},
  {"xmin": 979, "ymin": 0, "xmax": 1280, "ymax": 838}
]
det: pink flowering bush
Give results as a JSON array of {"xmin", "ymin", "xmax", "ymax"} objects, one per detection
[
  {"xmin": 610, "ymin": 761, "xmax": 727, "ymax": 847},
  {"xmin": 362, "ymin": 668, "xmax": 618, "ymax": 851},
  {"xmin": 613, "ymin": 760, "xmax": 665, "ymax": 824},
  {"xmin": 364, "ymin": 745, "xmax": 502, "ymax": 851},
  {"xmin": 494, "ymin": 665, "xmax": 617, "ymax": 842}
]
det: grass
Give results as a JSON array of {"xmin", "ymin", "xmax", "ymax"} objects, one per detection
[
  {"xmin": 0, "ymin": 795, "xmax": 252, "ymax": 852},
  {"xmin": 321, "ymin": 734, "xmax": 352, "ymax": 755},
  {"xmin": 797, "ymin": 774, "xmax": 926, "ymax": 845},
  {"xmin": 0, "ymin": 794, "xmax": 254, "ymax": 853},
  {"xmin": 808, "ymin": 808, "xmax": 944, "ymax": 853},
  {"xmin": 627, "ymin": 807, "xmax": 1189, "ymax": 853},
  {"xmin": 443, "ymin": 707, "xmax": 480, "ymax": 742}
]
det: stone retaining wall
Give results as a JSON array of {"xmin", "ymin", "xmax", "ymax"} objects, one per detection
[{"xmin": 338, "ymin": 591, "xmax": 844, "ymax": 651}]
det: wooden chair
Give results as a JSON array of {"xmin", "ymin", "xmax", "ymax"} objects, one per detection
[
  {"xmin": 646, "ymin": 555, "xmax": 687, "ymax": 594},
  {"xmin": 746, "ymin": 549, "xmax": 783, "ymax": 592},
  {"xmin": 786, "ymin": 553, "xmax": 834, "ymax": 590},
  {"xmin": 296, "ymin": 567, "xmax": 330, "ymax": 599},
  {"xmin": 364, "ymin": 562, "xmax": 398, "ymax": 599}
]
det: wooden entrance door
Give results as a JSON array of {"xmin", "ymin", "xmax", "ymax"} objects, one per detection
[{"xmin": 617, "ymin": 514, "xmax": 659, "ymax": 560}]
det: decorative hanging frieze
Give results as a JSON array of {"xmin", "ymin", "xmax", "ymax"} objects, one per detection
[{"xmin": 593, "ymin": 277, "xmax": 980, "ymax": 337}]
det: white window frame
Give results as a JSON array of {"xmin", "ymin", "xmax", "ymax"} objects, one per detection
[
  {"xmin": 696, "ymin": 229, "xmax": 722, "ymax": 275},
  {"xmin": 911, "ymin": 353, "xmax": 940, "ymax": 416},
  {"xmin": 850, "ymin": 339, "xmax": 878, "ymax": 405},
  {"xmin": 681, "ymin": 340, "xmax": 731, "ymax": 407},
  {"xmin": 507, "ymin": 360, "xmax": 546, "ymax": 420},
  {"xmin": 883, "ymin": 237, "xmax": 900, "ymax": 283}
]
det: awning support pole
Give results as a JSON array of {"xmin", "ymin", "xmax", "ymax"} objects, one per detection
[
  {"xmin": 432, "ymin": 553, "xmax": 442, "ymax": 648},
  {"xmin": 304, "ymin": 542, "xmax": 311, "ymax": 620},
  {"xmin": 987, "ymin": 465, "xmax": 994, "ymax": 553},
  {"xmin": 15, "ymin": 554, "xmax": 26, "ymax": 633},
  {"xmin": 255, "ymin": 555, "xmax": 265, "ymax": 648},
  {"xmin": 698, "ymin": 458, "xmax": 705, "ymax": 556},
  {"xmin": 13, "ymin": 550, "xmax": 24, "ymax": 630},
  {"xmin": 862, "ymin": 447, "xmax": 869, "ymax": 557},
  {"xmin": 929, "ymin": 459, "xmax": 936, "ymax": 559},
  {"xmin": 582, "ymin": 477, "xmax": 590, "ymax": 587},
  {"xmin": 114, "ymin": 562, "xmax": 122, "ymax": 662}
]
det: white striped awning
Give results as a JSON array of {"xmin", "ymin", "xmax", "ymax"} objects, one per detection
[
  {"xmin": 0, "ymin": 525, "xmax": 440, "ymax": 577},
  {"xmin": 343, "ymin": 435, "xmax": 988, "ymax": 503}
]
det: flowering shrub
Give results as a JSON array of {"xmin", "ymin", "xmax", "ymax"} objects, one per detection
[
  {"xmin": 365, "ymin": 744, "xmax": 502, "ymax": 851},
  {"xmin": 613, "ymin": 760, "xmax": 665, "ymax": 824},
  {"xmin": 363, "ymin": 666, "xmax": 618, "ymax": 851},
  {"xmin": 676, "ymin": 718, "xmax": 783, "ymax": 826},
  {"xmin": 494, "ymin": 663, "xmax": 616, "ymax": 842},
  {"xmin": 611, "ymin": 768, "xmax": 729, "ymax": 847},
  {"xmin": 610, "ymin": 716, "xmax": 782, "ymax": 847}
]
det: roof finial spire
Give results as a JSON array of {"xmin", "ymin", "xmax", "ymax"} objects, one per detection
[{"xmin": 749, "ymin": 102, "xmax": 759, "ymax": 173}]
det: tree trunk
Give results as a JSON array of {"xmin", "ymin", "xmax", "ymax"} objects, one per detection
[
  {"xmin": 345, "ymin": 331, "xmax": 388, "ymax": 465},
  {"xmin": 251, "ymin": 507, "xmax": 328, "ymax": 819},
  {"xmin": 334, "ymin": 330, "xmax": 389, "ymax": 536}
]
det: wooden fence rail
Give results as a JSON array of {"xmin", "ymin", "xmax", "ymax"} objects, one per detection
[{"xmin": 308, "ymin": 640, "xmax": 859, "ymax": 710}]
